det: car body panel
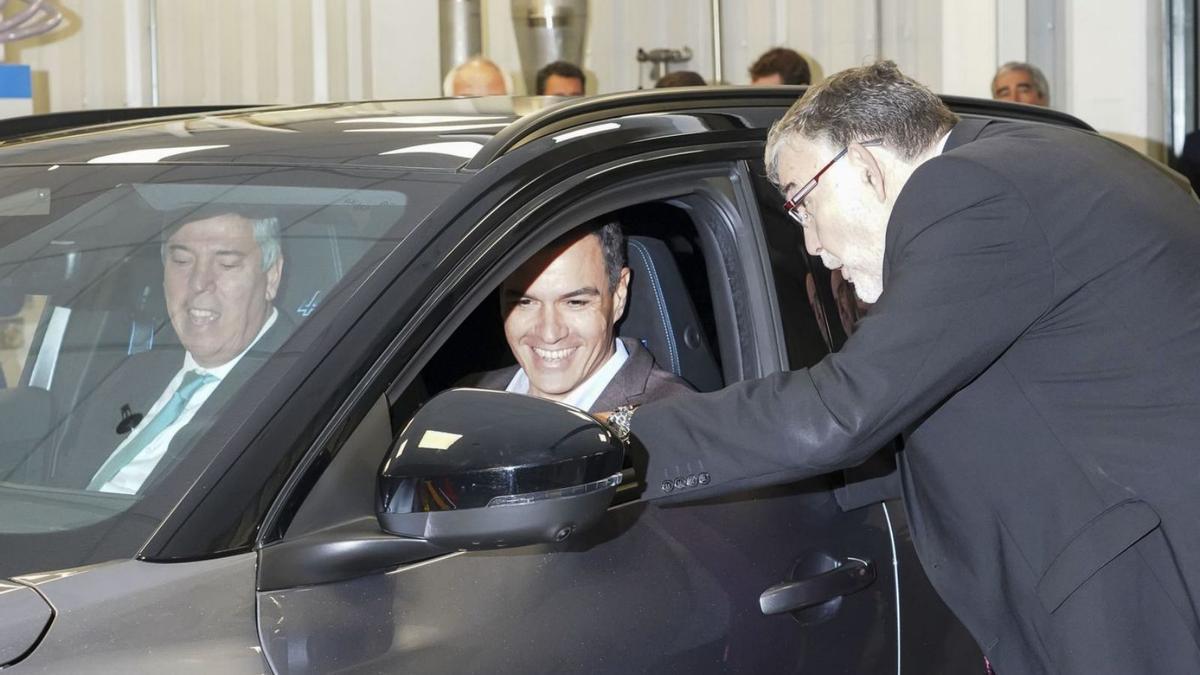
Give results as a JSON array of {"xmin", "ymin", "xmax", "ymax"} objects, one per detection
[
  {"xmin": 0, "ymin": 88, "xmax": 1091, "ymax": 673},
  {"xmin": 9, "ymin": 556, "xmax": 263, "ymax": 674}
]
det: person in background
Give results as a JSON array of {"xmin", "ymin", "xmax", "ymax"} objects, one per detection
[
  {"xmin": 749, "ymin": 47, "xmax": 811, "ymax": 85},
  {"xmin": 655, "ymin": 70, "xmax": 706, "ymax": 88},
  {"xmin": 990, "ymin": 61, "xmax": 1049, "ymax": 106},
  {"xmin": 536, "ymin": 60, "xmax": 586, "ymax": 96},
  {"xmin": 444, "ymin": 56, "xmax": 509, "ymax": 96}
]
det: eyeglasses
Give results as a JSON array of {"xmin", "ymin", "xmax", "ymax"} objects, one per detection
[{"xmin": 783, "ymin": 138, "xmax": 883, "ymax": 226}]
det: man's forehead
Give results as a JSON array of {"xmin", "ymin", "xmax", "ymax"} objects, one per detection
[
  {"xmin": 776, "ymin": 137, "xmax": 829, "ymax": 191},
  {"xmin": 504, "ymin": 234, "xmax": 605, "ymax": 289},
  {"xmin": 169, "ymin": 214, "xmax": 256, "ymax": 243}
]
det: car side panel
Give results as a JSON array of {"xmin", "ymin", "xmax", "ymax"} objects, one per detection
[
  {"xmin": 259, "ymin": 482, "xmax": 896, "ymax": 674},
  {"xmin": 8, "ymin": 555, "xmax": 264, "ymax": 674}
]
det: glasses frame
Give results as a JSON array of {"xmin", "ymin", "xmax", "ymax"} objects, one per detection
[{"xmin": 782, "ymin": 138, "xmax": 884, "ymax": 225}]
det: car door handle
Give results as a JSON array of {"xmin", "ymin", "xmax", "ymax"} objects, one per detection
[{"xmin": 759, "ymin": 557, "xmax": 875, "ymax": 615}]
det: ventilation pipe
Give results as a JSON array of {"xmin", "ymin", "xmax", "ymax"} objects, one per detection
[
  {"xmin": 439, "ymin": 0, "xmax": 482, "ymax": 80},
  {"xmin": 511, "ymin": 0, "xmax": 587, "ymax": 95}
]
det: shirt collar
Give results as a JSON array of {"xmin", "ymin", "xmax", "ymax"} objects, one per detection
[
  {"xmin": 506, "ymin": 338, "xmax": 629, "ymax": 411},
  {"xmin": 182, "ymin": 308, "xmax": 278, "ymax": 381},
  {"xmin": 932, "ymin": 129, "xmax": 953, "ymax": 156}
]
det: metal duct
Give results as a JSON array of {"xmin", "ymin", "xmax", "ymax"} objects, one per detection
[
  {"xmin": 439, "ymin": 0, "xmax": 482, "ymax": 80},
  {"xmin": 511, "ymin": 0, "xmax": 587, "ymax": 95}
]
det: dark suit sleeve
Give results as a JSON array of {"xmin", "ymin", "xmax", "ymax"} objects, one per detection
[{"xmin": 630, "ymin": 156, "xmax": 1055, "ymax": 497}]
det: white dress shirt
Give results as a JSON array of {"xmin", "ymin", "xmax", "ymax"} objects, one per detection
[
  {"xmin": 505, "ymin": 338, "xmax": 629, "ymax": 412},
  {"xmin": 97, "ymin": 309, "xmax": 279, "ymax": 494}
]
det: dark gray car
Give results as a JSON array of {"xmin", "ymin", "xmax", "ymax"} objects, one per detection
[{"xmin": 0, "ymin": 89, "xmax": 1091, "ymax": 673}]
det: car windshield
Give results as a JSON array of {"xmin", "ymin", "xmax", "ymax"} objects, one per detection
[{"xmin": 0, "ymin": 163, "xmax": 458, "ymax": 576}]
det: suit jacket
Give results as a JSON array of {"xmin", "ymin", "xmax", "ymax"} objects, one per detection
[
  {"xmin": 632, "ymin": 119, "xmax": 1200, "ymax": 674},
  {"xmin": 462, "ymin": 337, "xmax": 692, "ymax": 413},
  {"xmin": 50, "ymin": 312, "xmax": 294, "ymax": 491}
]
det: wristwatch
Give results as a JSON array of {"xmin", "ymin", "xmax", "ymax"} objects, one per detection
[{"xmin": 607, "ymin": 405, "xmax": 637, "ymax": 444}]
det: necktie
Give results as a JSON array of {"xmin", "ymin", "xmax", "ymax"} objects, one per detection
[{"xmin": 88, "ymin": 370, "xmax": 217, "ymax": 491}]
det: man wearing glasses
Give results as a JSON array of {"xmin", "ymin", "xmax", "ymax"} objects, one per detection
[{"xmin": 604, "ymin": 61, "xmax": 1200, "ymax": 674}]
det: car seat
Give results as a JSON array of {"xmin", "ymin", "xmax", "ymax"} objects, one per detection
[{"xmin": 618, "ymin": 236, "xmax": 723, "ymax": 392}]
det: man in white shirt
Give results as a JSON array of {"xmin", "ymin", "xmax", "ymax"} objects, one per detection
[
  {"xmin": 462, "ymin": 220, "xmax": 690, "ymax": 413},
  {"xmin": 78, "ymin": 208, "xmax": 287, "ymax": 494}
]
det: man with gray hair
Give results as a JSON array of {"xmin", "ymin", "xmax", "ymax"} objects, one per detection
[
  {"xmin": 991, "ymin": 61, "xmax": 1050, "ymax": 106},
  {"xmin": 67, "ymin": 207, "xmax": 291, "ymax": 494},
  {"xmin": 607, "ymin": 61, "xmax": 1200, "ymax": 673}
]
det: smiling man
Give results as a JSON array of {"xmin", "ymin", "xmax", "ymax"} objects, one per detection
[
  {"xmin": 464, "ymin": 220, "xmax": 689, "ymax": 413},
  {"xmin": 79, "ymin": 208, "xmax": 290, "ymax": 495},
  {"xmin": 606, "ymin": 61, "xmax": 1200, "ymax": 674}
]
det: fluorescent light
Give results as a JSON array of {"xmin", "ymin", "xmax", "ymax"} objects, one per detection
[
  {"xmin": 418, "ymin": 430, "xmax": 463, "ymax": 450},
  {"xmin": 380, "ymin": 141, "xmax": 483, "ymax": 159},
  {"xmin": 87, "ymin": 144, "xmax": 230, "ymax": 164},
  {"xmin": 554, "ymin": 123, "xmax": 621, "ymax": 143},
  {"xmin": 344, "ymin": 123, "xmax": 509, "ymax": 133},
  {"xmin": 338, "ymin": 115, "xmax": 510, "ymax": 125}
]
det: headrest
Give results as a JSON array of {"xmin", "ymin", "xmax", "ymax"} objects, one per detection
[{"xmin": 619, "ymin": 236, "xmax": 723, "ymax": 392}]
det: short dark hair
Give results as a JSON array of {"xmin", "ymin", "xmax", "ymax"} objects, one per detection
[
  {"xmin": 655, "ymin": 70, "xmax": 706, "ymax": 88},
  {"xmin": 765, "ymin": 60, "xmax": 959, "ymax": 183},
  {"xmin": 749, "ymin": 47, "xmax": 811, "ymax": 85},
  {"xmin": 536, "ymin": 60, "xmax": 586, "ymax": 95},
  {"xmin": 588, "ymin": 219, "xmax": 625, "ymax": 290},
  {"xmin": 545, "ymin": 218, "xmax": 625, "ymax": 290}
]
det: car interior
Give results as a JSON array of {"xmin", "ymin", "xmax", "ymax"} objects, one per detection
[
  {"xmin": 0, "ymin": 182, "xmax": 411, "ymax": 501},
  {"xmin": 420, "ymin": 201, "xmax": 725, "ymax": 396}
]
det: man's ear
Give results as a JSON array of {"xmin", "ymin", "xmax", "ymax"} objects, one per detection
[
  {"xmin": 612, "ymin": 266, "xmax": 631, "ymax": 321},
  {"xmin": 847, "ymin": 141, "xmax": 887, "ymax": 202},
  {"xmin": 265, "ymin": 256, "xmax": 283, "ymax": 302}
]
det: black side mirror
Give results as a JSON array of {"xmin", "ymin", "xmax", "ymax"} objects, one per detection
[{"xmin": 377, "ymin": 388, "xmax": 623, "ymax": 549}]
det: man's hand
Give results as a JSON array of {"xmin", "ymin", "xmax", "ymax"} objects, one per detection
[{"xmin": 593, "ymin": 411, "xmax": 613, "ymax": 423}]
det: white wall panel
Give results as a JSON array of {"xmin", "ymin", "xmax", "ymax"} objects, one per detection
[{"xmin": 0, "ymin": 0, "xmax": 1170, "ymax": 156}]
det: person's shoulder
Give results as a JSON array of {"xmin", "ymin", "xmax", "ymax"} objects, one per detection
[
  {"xmin": 622, "ymin": 338, "xmax": 695, "ymax": 401},
  {"xmin": 644, "ymin": 363, "xmax": 695, "ymax": 400}
]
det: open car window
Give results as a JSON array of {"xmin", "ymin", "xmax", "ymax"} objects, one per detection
[{"xmin": 0, "ymin": 164, "xmax": 456, "ymax": 575}]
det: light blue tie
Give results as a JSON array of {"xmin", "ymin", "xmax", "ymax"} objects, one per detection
[{"xmin": 88, "ymin": 370, "xmax": 216, "ymax": 491}]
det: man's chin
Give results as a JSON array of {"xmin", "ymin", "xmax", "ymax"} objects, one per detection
[
  {"xmin": 853, "ymin": 280, "xmax": 883, "ymax": 304},
  {"xmin": 525, "ymin": 375, "xmax": 581, "ymax": 402}
]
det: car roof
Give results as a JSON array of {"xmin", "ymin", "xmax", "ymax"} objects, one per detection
[{"xmin": 0, "ymin": 87, "xmax": 1094, "ymax": 172}]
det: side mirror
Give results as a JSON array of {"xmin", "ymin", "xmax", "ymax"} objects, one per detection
[{"xmin": 377, "ymin": 388, "xmax": 623, "ymax": 549}]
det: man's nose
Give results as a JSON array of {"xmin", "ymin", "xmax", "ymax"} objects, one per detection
[
  {"xmin": 189, "ymin": 261, "xmax": 216, "ymax": 292},
  {"xmin": 803, "ymin": 228, "xmax": 823, "ymax": 257},
  {"xmin": 536, "ymin": 306, "xmax": 568, "ymax": 342}
]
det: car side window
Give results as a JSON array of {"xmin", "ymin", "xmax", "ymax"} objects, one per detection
[{"xmin": 747, "ymin": 160, "xmax": 839, "ymax": 367}]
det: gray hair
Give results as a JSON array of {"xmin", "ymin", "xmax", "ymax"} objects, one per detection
[
  {"xmin": 992, "ymin": 61, "xmax": 1050, "ymax": 104},
  {"xmin": 764, "ymin": 60, "xmax": 959, "ymax": 185},
  {"xmin": 161, "ymin": 208, "xmax": 282, "ymax": 272}
]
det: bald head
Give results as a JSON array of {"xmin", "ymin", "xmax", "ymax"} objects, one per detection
[{"xmin": 448, "ymin": 57, "xmax": 508, "ymax": 96}]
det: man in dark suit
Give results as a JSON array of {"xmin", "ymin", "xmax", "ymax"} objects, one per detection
[
  {"xmin": 462, "ymin": 220, "xmax": 689, "ymax": 413},
  {"xmin": 607, "ymin": 61, "xmax": 1200, "ymax": 673},
  {"xmin": 53, "ymin": 207, "xmax": 289, "ymax": 493}
]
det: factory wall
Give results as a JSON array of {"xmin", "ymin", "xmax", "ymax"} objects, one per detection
[{"xmin": 0, "ymin": 0, "xmax": 1167, "ymax": 157}]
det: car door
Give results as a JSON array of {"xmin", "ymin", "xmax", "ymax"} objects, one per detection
[
  {"xmin": 254, "ymin": 133, "xmax": 902, "ymax": 674},
  {"xmin": 744, "ymin": 157, "xmax": 985, "ymax": 672}
]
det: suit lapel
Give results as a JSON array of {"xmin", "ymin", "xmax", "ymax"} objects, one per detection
[
  {"xmin": 591, "ymin": 338, "xmax": 653, "ymax": 413},
  {"xmin": 141, "ymin": 314, "xmax": 294, "ymax": 490}
]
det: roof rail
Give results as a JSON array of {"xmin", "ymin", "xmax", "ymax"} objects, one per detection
[
  {"xmin": 466, "ymin": 85, "xmax": 1094, "ymax": 170},
  {"xmin": 0, "ymin": 105, "xmax": 257, "ymax": 143}
]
